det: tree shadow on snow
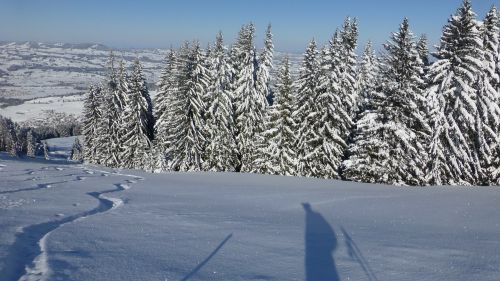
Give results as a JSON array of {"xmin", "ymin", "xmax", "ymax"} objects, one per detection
[{"xmin": 302, "ymin": 202, "xmax": 341, "ymax": 281}]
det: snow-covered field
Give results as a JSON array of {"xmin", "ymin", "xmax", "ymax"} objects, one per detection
[
  {"xmin": 1, "ymin": 140, "xmax": 500, "ymax": 280},
  {"xmin": 0, "ymin": 96, "xmax": 84, "ymax": 123}
]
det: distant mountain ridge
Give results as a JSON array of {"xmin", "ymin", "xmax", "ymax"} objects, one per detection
[{"xmin": 0, "ymin": 41, "xmax": 111, "ymax": 51}]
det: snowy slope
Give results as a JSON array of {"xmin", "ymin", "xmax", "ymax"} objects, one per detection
[{"xmin": 1, "ymin": 149, "xmax": 500, "ymax": 281}]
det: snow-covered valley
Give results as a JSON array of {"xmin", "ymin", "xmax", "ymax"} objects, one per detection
[
  {"xmin": 0, "ymin": 41, "xmax": 301, "ymax": 123},
  {"xmin": 1, "ymin": 149, "xmax": 499, "ymax": 281}
]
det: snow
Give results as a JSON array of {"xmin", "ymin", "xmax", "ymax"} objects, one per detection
[
  {"xmin": 0, "ymin": 138, "xmax": 499, "ymax": 280},
  {"xmin": 0, "ymin": 96, "xmax": 84, "ymax": 123},
  {"xmin": 45, "ymin": 136, "xmax": 79, "ymax": 160}
]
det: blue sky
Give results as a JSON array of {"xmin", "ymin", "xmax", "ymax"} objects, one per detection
[{"xmin": 0, "ymin": 0, "xmax": 497, "ymax": 52}]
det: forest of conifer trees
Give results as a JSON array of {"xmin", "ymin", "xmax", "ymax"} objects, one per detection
[{"xmin": 77, "ymin": 0, "xmax": 499, "ymax": 186}]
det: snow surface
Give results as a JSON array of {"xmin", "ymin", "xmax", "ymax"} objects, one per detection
[
  {"xmin": 0, "ymin": 96, "xmax": 84, "ymax": 123},
  {"xmin": 1, "ymin": 140, "xmax": 500, "ymax": 280}
]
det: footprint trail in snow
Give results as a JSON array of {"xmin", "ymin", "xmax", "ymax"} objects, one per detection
[{"xmin": 0, "ymin": 165, "xmax": 143, "ymax": 281}]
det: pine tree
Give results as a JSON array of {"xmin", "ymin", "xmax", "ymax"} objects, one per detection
[
  {"xmin": 257, "ymin": 23, "xmax": 274, "ymax": 103},
  {"xmin": 120, "ymin": 59, "xmax": 154, "ymax": 169},
  {"xmin": 356, "ymin": 41, "xmax": 378, "ymax": 112},
  {"xmin": 168, "ymin": 42, "xmax": 209, "ymax": 171},
  {"xmin": 105, "ymin": 59, "xmax": 128, "ymax": 167},
  {"xmin": 296, "ymin": 20, "xmax": 358, "ymax": 179},
  {"xmin": 153, "ymin": 49, "xmax": 179, "ymax": 171},
  {"xmin": 233, "ymin": 24, "xmax": 267, "ymax": 172},
  {"xmin": 82, "ymin": 84, "xmax": 102, "ymax": 163},
  {"xmin": 479, "ymin": 6, "xmax": 500, "ymax": 184},
  {"xmin": 26, "ymin": 129, "xmax": 36, "ymax": 158},
  {"xmin": 92, "ymin": 55, "xmax": 125, "ymax": 167},
  {"xmin": 261, "ymin": 56, "xmax": 297, "ymax": 175},
  {"xmin": 344, "ymin": 18, "xmax": 429, "ymax": 185},
  {"xmin": 427, "ymin": 0, "xmax": 484, "ymax": 185},
  {"xmin": 416, "ymin": 34, "xmax": 430, "ymax": 67},
  {"xmin": 70, "ymin": 137, "xmax": 84, "ymax": 161},
  {"xmin": 294, "ymin": 39, "xmax": 321, "ymax": 177},
  {"xmin": 307, "ymin": 31, "xmax": 350, "ymax": 179},
  {"xmin": 339, "ymin": 17, "xmax": 359, "ymax": 117},
  {"xmin": 94, "ymin": 85, "xmax": 114, "ymax": 165},
  {"xmin": 43, "ymin": 141, "xmax": 50, "ymax": 160},
  {"xmin": 252, "ymin": 24, "xmax": 274, "ymax": 173},
  {"xmin": 204, "ymin": 33, "xmax": 239, "ymax": 171}
]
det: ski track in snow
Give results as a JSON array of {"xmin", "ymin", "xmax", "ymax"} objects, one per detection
[{"xmin": 0, "ymin": 165, "xmax": 142, "ymax": 281}]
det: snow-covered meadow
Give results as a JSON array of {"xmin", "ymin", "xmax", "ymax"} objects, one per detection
[{"xmin": 1, "ymin": 139, "xmax": 500, "ymax": 281}]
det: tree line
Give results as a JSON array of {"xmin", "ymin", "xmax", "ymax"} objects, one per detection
[
  {"xmin": 79, "ymin": 1, "xmax": 498, "ymax": 185},
  {"xmin": 0, "ymin": 112, "xmax": 81, "ymax": 158}
]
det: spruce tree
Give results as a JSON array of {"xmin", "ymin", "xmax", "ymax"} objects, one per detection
[
  {"xmin": 416, "ymin": 34, "xmax": 430, "ymax": 67},
  {"xmin": 427, "ymin": 0, "xmax": 484, "ymax": 185},
  {"xmin": 479, "ymin": 6, "xmax": 500, "ymax": 184},
  {"xmin": 26, "ymin": 129, "xmax": 36, "ymax": 158},
  {"xmin": 70, "ymin": 137, "xmax": 84, "ymax": 162},
  {"xmin": 296, "ymin": 20, "xmax": 358, "ymax": 179},
  {"xmin": 356, "ymin": 41, "xmax": 378, "ymax": 112},
  {"xmin": 43, "ymin": 141, "xmax": 50, "ymax": 160},
  {"xmin": 233, "ymin": 24, "xmax": 267, "ymax": 172},
  {"xmin": 252, "ymin": 24, "xmax": 274, "ymax": 173},
  {"xmin": 204, "ymin": 33, "xmax": 239, "ymax": 171},
  {"xmin": 307, "ymin": 31, "xmax": 350, "ymax": 179},
  {"xmin": 261, "ymin": 56, "xmax": 297, "ymax": 175},
  {"xmin": 168, "ymin": 42, "xmax": 209, "ymax": 171},
  {"xmin": 92, "ymin": 55, "xmax": 125, "ymax": 167},
  {"xmin": 257, "ymin": 24, "xmax": 274, "ymax": 103},
  {"xmin": 108, "ymin": 59, "xmax": 128, "ymax": 166},
  {"xmin": 120, "ymin": 59, "xmax": 154, "ymax": 169},
  {"xmin": 344, "ymin": 18, "xmax": 429, "ymax": 185},
  {"xmin": 339, "ymin": 18, "xmax": 359, "ymax": 117},
  {"xmin": 82, "ymin": 84, "xmax": 102, "ymax": 163},
  {"xmin": 153, "ymin": 49, "xmax": 178, "ymax": 171},
  {"xmin": 294, "ymin": 39, "xmax": 321, "ymax": 177}
]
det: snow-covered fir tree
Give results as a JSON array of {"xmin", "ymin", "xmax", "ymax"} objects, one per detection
[
  {"xmin": 82, "ymin": 84, "xmax": 102, "ymax": 163},
  {"xmin": 91, "ymin": 54, "xmax": 126, "ymax": 167},
  {"xmin": 257, "ymin": 24, "xmax": 274, "ymax": 103},
  {"xmin": 295, "ymin": 19, "xmax": 358, "ymax": 179},
  {"xmin": 427, "ymin": 0, "xmax": 484, "ymax": 185},
  {"xmin": 43, "ymin": 141, "xmax": 49, "ymax": 160},
  {"xmin": 153, "ymin": 49, "xmax": 179, "ymax": 171},
  {"xmin": 305, "ymin": 31, "xmax": 351, "ymax": 179},
  {"xmin": 344, "ymin": 18, "xmax": 429, "ymax": 185},
  {"xmin": 233, "ymin": 24, "xmax": 267, "ymax": 172},
  {"xmin": 416, "ymin": 34, "xmax": 430, "ymax": 67},
  {"xmin": 168, "ymin": 42, "xmax": 209, "ymax": 171},
  {"xmin": 479, "ymin": 6, "xmax": 500, "ymax": 184},
  {"xmin": 339, "ymin": 17, "xmax": 359, "ymax": 117},
  {"xmin": 119, "ymin": 59, "xmax": 154, "ymax": 169},
  {"xmin": 204, "ymin": 33, "xmax": 239, "ymax": 171},
  {"xmin": 356, "ymin": 41, "xmax": 378, "ymax": 112},
  {"xmin": 294, "ymin": 39, "xmax": 321, "ymax": 177},
  {"xmin": 260, "ymin": 56, "xmax": 297, "ymax": 176},
  {"xmin": 109, "ymin": 60, "xmax": 129, "ymax": 165},
  {"xmin": 26, "ymin": 129, "xmax": 36, "ymax": 158},
  {"xmin": 70, "ymin": 137, "xmax": 84, "ymax": 162},
  {"xmin": 253, "ymin": 24, "xmax": 275, "ymax": 173}
]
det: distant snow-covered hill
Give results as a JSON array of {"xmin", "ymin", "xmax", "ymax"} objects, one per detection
[
  {"xmin": 0, "ymin": 41, "xmax": 166, "ymax": 101},
  {"xmin": 0, "ymin": 41, "xmax": 301, "ymax": 122}
]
